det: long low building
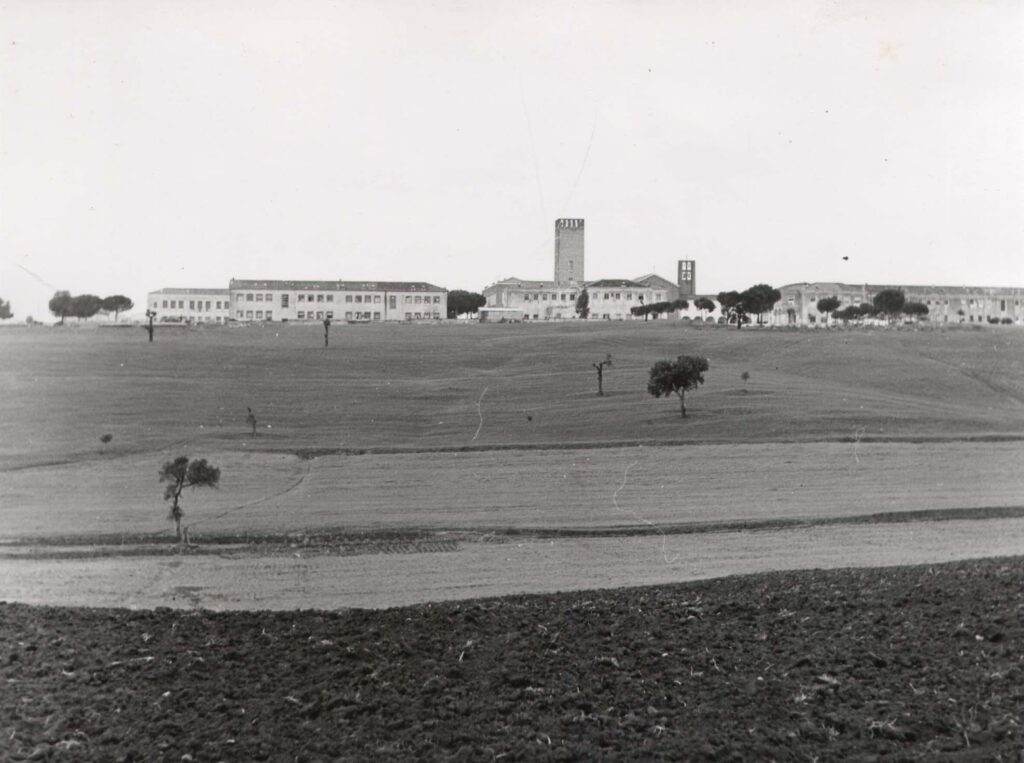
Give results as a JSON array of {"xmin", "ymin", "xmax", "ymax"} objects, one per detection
[
  {"xmin": 147, "ymin": 280, "xmax": 447, "ymax": 323},
  {"xmin": 483, "ymin": 277, "xmax": 674, "ymax": 321},
  {"xmin": 147, "ymin": 288, "xmax": 231, "ymax": 323},
  {"xmin": 772, "ymin": 282, "xmax": 1024, "ymax": 326}
]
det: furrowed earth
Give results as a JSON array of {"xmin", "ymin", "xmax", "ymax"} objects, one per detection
[{"xmin": 1, "ymin": 321, "xmax": 1023, "ymax": 758}]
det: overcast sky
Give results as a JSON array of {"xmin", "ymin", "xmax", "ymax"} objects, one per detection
[{"xmin": 2, "ymin": 0, "xmax": 1022, "ymax": 320}]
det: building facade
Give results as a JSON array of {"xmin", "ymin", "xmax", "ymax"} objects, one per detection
[
  {"xmin": 147, "ymin": 288, "xmax": 231, "ymax": 323},
  {"xmin": 554, "ymin": 218, "xmax": 585, "ymax": 284},
  {"xmin": 772, "ymin": 282, "xmax": 1024, "ymax": 326},
  {"xmin": 227, "ymin": 280, "xmax": 446, "ymax": 322}
]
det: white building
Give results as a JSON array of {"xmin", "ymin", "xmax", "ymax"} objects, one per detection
[
  {"xmin": 147, "ymin": 288, "xmax": 231, "ymax": 323},
  {"xmin": 227, "ymin": 279, "xmax": 447, "ymax": 322},
  {"xmin": 771, "ymin": 282, "xmax": 1024, "ymax": 326}
]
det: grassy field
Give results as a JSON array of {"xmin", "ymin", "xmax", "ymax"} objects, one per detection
[
  {"xmin": 2, "ymin": 321, "xmax": 1023, "ymax": 542},
  {"xmin": 2, "ymin": 321, "xmax": 1023, "ymax": 468}
]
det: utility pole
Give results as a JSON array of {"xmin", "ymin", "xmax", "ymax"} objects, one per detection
[{"xmin": 145, "ymin": 309, "xmax": 156, "ymax": 342}]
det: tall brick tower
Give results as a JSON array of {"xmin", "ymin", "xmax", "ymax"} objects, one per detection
[
  {"xmin": 554, "ymin": 219, "xmax": 585, "ymax": 284},
  {"xmin": 677, "ymin": 259, "xmax": 696, "ymax": 297}
]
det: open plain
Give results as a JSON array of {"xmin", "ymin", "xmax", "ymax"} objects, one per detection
[
  {"xmin": 1, "ymin": 320, "xmax": 1023, "ymax": 607},
  {"xmin": 2, "ymin": 321, "xmax": 1024, "ymax": 759}
]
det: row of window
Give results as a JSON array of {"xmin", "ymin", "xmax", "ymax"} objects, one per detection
[
  {"xmin": 521, "ymin": 291, "xmax": 664, "ymax": 302},
  {"xmin": 233, "ymin": 310, "xmax": 445, "ymax": 321},
  {"xmin": 236, "ymin": 292, "xmax": 443, "ymax": 305},
  {"xmin": 157, "ymin": 299, "xmax": 226, "ymax": 310}
]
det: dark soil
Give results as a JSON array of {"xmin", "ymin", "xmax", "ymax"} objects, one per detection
[{"xmin": 2, "ymin": 558, "xmax": 1022, "ymax": 761}]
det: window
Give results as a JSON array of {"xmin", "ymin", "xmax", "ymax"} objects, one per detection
[
  {"xmin": 433, "ymin": 296, "xmax": 440, "ymax": 304},
  {"xmin": 256, "ymin": 310, "xmax": 263, "ymax": 319},
  {"xmin": 189, "ymin": 301, "xmax": 195, "ymax": 310},
  {"xmin": 542, "ymin": 294, "xmax": 548, "ymax": 301},
  {"xmin": 256, "ymin": 294, "xmax": 264, "ymax": 302},
  {"xmin": 215, "ymin": 301, "xmax": 221, "ymax": 309},
  {"xmin": 327, "ymin": 295, "xmax": 334, "ymax": 302},
  {"xmin": 374, "ymin": 295, "xmax": 382, "ymax": 303},
  {"xmin": 345, "ymin": 312, "xmax": 353, "ymax": 319},
  {"xmin": 326, "ymin": 311, "xmax": 333, "ymax": 319},
  {"xmin": 299, "ymin": 294, "xmax": 306, "ymax": 302},
  {"xmin": 405, "ymin": 296, "xmax": 412, "ymax": 303},
  {"xmin": 297, "ymin": 311, "xmax": 304, "ymax": 319},
  {"xmin": 281, "ymin": 294, "xmax": 289, "ymax": 307},
  {"xmin": 415, "ymin": 296, "xmax": 422, "ymax": 304},
  {"xmin": 415, "ymin": 312, "xmax": 422, "ymax": 319},
  {"xmin": 205, "ymin": 301, "xmax": 211, "ymax": 310},
  {"xmin": 317, "ymin": 294, "xmax": 324, "ymax": 303},
  {"xmin": 246, "ymin": 293, "xmax": 254, "ymax": 302},
  {"xmin": 265, "ymin": 294, "xmax": 271, "ymax": 301},
  {"xmin": 345, "ymin": 295, "xmax": 353, "ymax": 303},
  {"xmin": 265, "ymin": 311, "xmax": 273, "ymax": 320},
  {"xmin": 237, "ymin": 310, "xmax": 243, "ymax": 317},
  {"xmin": 246, "ymin": 310, "xmax": 253, "ymax": 318},
  {"xmin": 162, "ymin": 300, "xmax": 168, "ymax": 308},
  {"xmin": 373, "ymin": 312, "xmax": 380, "ymax": 320},
  {"xmin": 355, "ymin": 295, "xmax": 363, "ymax": 303}
]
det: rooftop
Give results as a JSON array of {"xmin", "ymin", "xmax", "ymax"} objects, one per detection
[
  {"xmin": 229, "ymin": 279, "xmax": 446, "ymax": 292},
  {"xmin": 149, "ymin": 287, "xmax": 230, "ymax": 295}
]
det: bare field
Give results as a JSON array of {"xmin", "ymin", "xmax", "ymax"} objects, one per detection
[
  {"xmin": 2, "ymin": 322, "xmax": 1023, "ymax": 473},
  {"xmin": 1, "ymin": 322, "xmax": 1023, "ymax": 609},
  {"xmin": 2, "ymin": 519, "xmax": 1022, "ymax": 610},
  {"xmin": 2, "ymin": 441, "xmax": 1022, "ymax": 539}
]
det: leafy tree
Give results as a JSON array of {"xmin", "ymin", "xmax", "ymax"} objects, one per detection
[
  {"xmin": 858, "ymin": 303, "xmax": 877, "ymax": 318},
  {"xmin": 69, "ymin": 294, "xmax": 103, "ymax": 321},
  {"xmin": 835, "ymin": 305, "xmax": 860, "ymax": 324},
  {"xmin": 446, "ymin": 290, "xmax": 486, "ymax": 319},
  {"xmin": 816, "ymin": 296, "xmax": 841, "ymax": 326},
  {"xmin": 0, "ymin": 297, "xmax": 12, "ymax": 320},
  {"xmin": 694, "ymin": 296, "xmax": 716, "ymax": 318},
  {"xmin": 872, "ymin": 289, "xmax": 906, "ymax": 322},
  {"xmin": 647, "ymin": 355, "xmax": 710, "ymax": 418},
  {"xmin": 903, "ymin": 301, "xmax": 929, "ymax": 320},
  {"xmin": 575, "ymin": 288, "xmax": 590, "ymax": 319},
  {"xmin": 101, "ymin": 295, "xmax": 134, "ymax": 321},
  {"xmin": 592, "ymin": 354, "xmax": 612, "ymax": 396},
  {"xmin": 49, "ymin": 291, "xmax": 73, "ymax": 325},
  {"xmin": 741, "ymin": 284, "xmax": 782, "ymax": 325},
  {"xmin": 159, "ymin": 456, "xmax": 221, "ymax": 542},
  {"xmin": 717, "ymin": 291, "xmax": 745, "ymax": 329}
]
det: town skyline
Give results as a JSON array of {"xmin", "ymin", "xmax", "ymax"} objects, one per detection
[{"xmin": 3, "ymin": 0, "xmax": 1022, "ymax": 321}]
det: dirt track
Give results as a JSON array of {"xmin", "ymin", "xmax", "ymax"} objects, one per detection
[{"xmin": 3, "ymin": 518, "xmax": 1022, "ymax": 610}]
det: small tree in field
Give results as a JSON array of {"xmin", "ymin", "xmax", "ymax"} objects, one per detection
[
  {"xmin": 101, "ymin": 295, "xmax": 134, "ymax": 321},
  {"xmin": 159, "ymin": 456, "xmax": 221, "ymax": 542},
  {"xmin": 592, "ymin": 354, "xmax": 613, "ymax": 395},
  {"xmin": 647, "ymin": 355, "xmax": 709, "ymax": 418},
  {"xmin": 0, "ymin": 297, "xmax": 12, "ymax": 320}
]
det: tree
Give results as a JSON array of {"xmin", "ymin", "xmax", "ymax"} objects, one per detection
[
  {"xmin": 741, "ymin": 284, "xmax": 782, "ymax": 325},
  {"xmin": 575, "ymin": 288, "xmax": 590, "ymax": 319},
  {"xmin": 49, "ymin": 291, "xmax": 73, "ymax": 325},
  {"xmin": 694, "ymin": 296, "xmax": 716, "ymax": 318},
  {"xmin": 159, "ymin": 456, "xmax": 221, "ymax": 542},
  {"xmin": 835, "ymin": 305, "xmax": 860, "ymax": 324},
  {"xmin": 717, "ymin": 291, "xmax": 747, "ymax": 329},
  {"xmin": 872, "ymin": 289, "xmax": 906, "ymax": 322},
  {"xmin": 816, "ymin": 296, "xmax": 841, "ymax": 326},
  {"xmin": 647, "ymin": 355, "xmax": 710, "ymax": 418},
  {"xmin": 446, "ymin": 290, "xmax": 486, "ymax": 319},
  {"xmin": 101, "ymin": 295, "xmax": 134, "ymax": 321},
  {"xmin": 0, "ymin": 297, "xmax": 12, "ymax": 320},
  {"xmin": 69, "ymin": 294, "xmax": 103, "ymax": 321},
  {"xmin": 903, "ymin": 302, "xmax": 929, "ymax": 321},
  {"xmin": 592, "ymin": 354, "xmax": 612, "ymax": 396}
]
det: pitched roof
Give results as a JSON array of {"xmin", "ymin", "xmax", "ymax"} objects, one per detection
[
  {"xmin": 632, "ymin": 273, "xmax": 676, "ymax": 288},
  {"xmin": 585, "ymin": 279, "xmax": 645, "ymax": 288},
  {"xmin": 779, "ymin": 281, "xmax": 1024, "ymax": 296},
  {"xmin": 229, "ymin": 279, "xmax": 445, "ymax": 292},
  {"xmin": 149, "ymin": 287, "xmax": 230, "ymax": 295}
]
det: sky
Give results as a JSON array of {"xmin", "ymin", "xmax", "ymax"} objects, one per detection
[{"xmin": 2, "ymin": 0, "xmax": 1022, "ymax": 321}]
